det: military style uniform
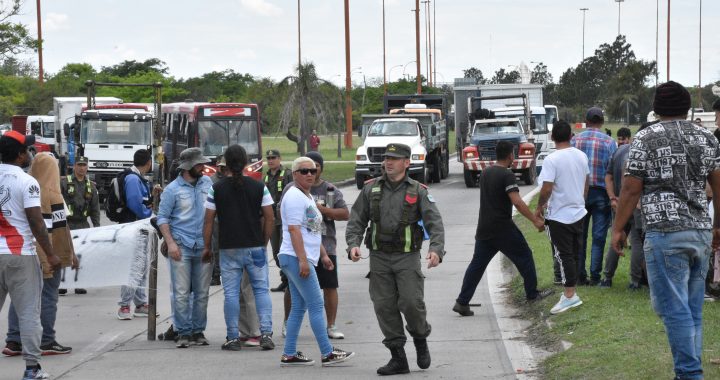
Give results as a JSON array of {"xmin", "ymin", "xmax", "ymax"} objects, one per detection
[
  {"xmin": 264, "ymin": 163, "xmax": 293, "ymax": 258},
  {"xmin": 347, "ymin": 173, "xmax": 444, "ymax": 347},
  {"xmin": 61, "ymin": 173, "xmax": 100, "ymax": 230}
]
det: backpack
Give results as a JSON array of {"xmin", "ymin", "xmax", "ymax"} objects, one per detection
[{"xmin": 105, "ymin": 169, "xmax": 139, "ymax": 222}]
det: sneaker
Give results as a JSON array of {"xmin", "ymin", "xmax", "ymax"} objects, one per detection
[
  {"xmin": 281, "ymin": 351, "xmax": 315, "ymax": 366},
  {"xmin": 260, "ymin": 333, "xmax": 275, "ymax": 350},
  {"xmin": 452, "ymin": 302, "xmax": 474, "ymax": 316},
  {"xmin": 270, "ymin": 282, "xmax": 287, "ymax": 292},
  {"xmin": 158, "ymin": 325, "xmax": 178, "ymax": 341},
  {"xmin": 74, "ymin": 288, "xmax": 87, "ymax": 295},
  {"xmin": 192, "ymin": 332, "xmax": 209, "ymax": 346},
  {"xmin": 282, "ymin": 320, "xmax": 287, "ymax": 338},
  {"xmin": 40, "ymin": 340, "xmax": 72, "ymax": 355},
  {"xmin": 2, "ymin": 341, "xmax": 22, "ymax": 356},
  {"xmin": 550, "ymin": 294, "xmax": 583, "ymax": 315},
  {"xmin": 528, "ymin": 288, "xmax": 554, "ymax": 302},
  {"xmin": 176, "ymin": 335, "xmax": 191, "ymax": 348},
  {"xmin": 327, "ymin": 324, "xmax": 345, "ymax": 339},
  {"xmin": 588, "ymin": 278, "xmax": 600, "ymax": 286},
  {"xmin": 58, "ymin": 288, "xmax": 68, "ymax": 296},
  {"xmin": 705, "ymin": 293, "xmax": 716, "ymax": 302},
  {"xmin": 240, "ymin": 336, "xmax": 260, "ymax": 347},
  {"xmin": 117, "ymin": 306, "xmax": 132, "ymax": 320},
  {"xmin": 599, "ymin": 279, "xmax": 612, "ymax": 288},
  {"xmin": 321, "ymin": 347, "xmax": 355, "ymax": 366},
  {"xmin": 553, "ymin": 278, "xmax": 563, "ymax": 286},
  {"xmin": 22, "ymin": 364, "xmax": 50, "ymax": 380},
  {"xmin": 133, "ymin": 304, "xmax": 157, "ymax": 317},
  {"xmin": 221, "ymin": 338, "xmax": 243, "ymax": 351}
]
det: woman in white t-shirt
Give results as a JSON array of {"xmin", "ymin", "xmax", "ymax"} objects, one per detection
[{"xmin": 278, "ymin": 157, "xmax": 355, "ymax": 367}]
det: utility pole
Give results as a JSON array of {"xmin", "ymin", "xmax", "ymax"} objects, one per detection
[
  {"xmin": 414, "ymin": 0, "xmax": 422, "ymax": 94},
  {"xmin": 36, "ymin": 0, "xmax": 44, "ymax": 85},
  {"xmin": 382, "ymin": 0, "xmax": 387, "ymax": 95},
  {"xmin": 615, "ymin": 0, "xmax": 624, "ymax": 36},
  {"xmin": 667, "ymin": 0, "xmax": 671, "ymax": 81},
  {"xmin": 580, "ymin": 8, "xmax": 589, "ymax": 61},
  {"xmin": 433, "ymin": 0, "xmax": 437, "ymax": 86},
  {"xmin": 297, "ymin": 0, "xmax": 301, "ymax": 69},
  {"xmin": 697, "ymin": 0, "xmax": 702, "ymax": 109},
  {"xmin": 344, "ymin": 0, "xmax": 353, "ymax": 148},
  {"xmin": 655, "ymin": 0, "xmax": 659, "ymax": 85},
  {"xmin": 422, "ymin": 0, "xmax": 432, "ymax": 87}
]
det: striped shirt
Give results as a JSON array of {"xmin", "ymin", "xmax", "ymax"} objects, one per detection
[{"xmin": 572, "ymin": 128, "xmax": 617, "ymax": 188}]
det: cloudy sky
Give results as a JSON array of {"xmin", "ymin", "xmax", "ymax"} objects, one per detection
[{"xmin": 14, "ymin": 0, "xmax": 720, "ymax": 90}]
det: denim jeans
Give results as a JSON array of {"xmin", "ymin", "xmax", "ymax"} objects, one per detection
[
  {"xmin": 220, "ymin": 247, "xmax": 272, "ymax": 339},
  {"xmin": 168, "ymin": 246, "xmax": 212, "ymax": 336},
  {"xmin": 644, "ymin": 229, "xmax": 711, "ymax": 380},
  {"xmin": 7, "ymin": 269, "xmax": 61, "ymax": 345},
  {"xmin": 279, "ymin": 254, "xmax": 333, "ymax": 357},
  {"xmin": 119, "ymin": 285, "xmax": 147, "ymax": 307},
  {"xmin": 580, "ymin": 187, "xmax": 611, "ymax": 281},
  {"xmin": 457, "ymin": 226, "xmax": 539, "ymax": 304}
]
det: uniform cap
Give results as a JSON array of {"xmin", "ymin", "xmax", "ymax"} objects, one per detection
[
  {"xmin": 177, "ymin": 147, "xmax": 210, "ymax": 170},
  {"xmin": 75, "ymin": 156, "xmax": 89, "ymax": 165},
  {"xmin": 266, "ymin": 149, "xmax": 281, "ymax": 158},
  {"xmin": 383, "ymin": 143, "xmax": 411, "ymax": 158}
]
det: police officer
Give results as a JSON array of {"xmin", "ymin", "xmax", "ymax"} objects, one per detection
[
  {"xmin": 346, "ymin": 143, "xmax": 445, "ymax": 376},
  {"xmin": 264, "ymin": 149, "xmax": 293, "ymax": 293},
  {"xmin": 59, "ymin": 156, "xmax": 100, "ymax": 295}
]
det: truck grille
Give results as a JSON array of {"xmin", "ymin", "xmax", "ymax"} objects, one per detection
[
  {"xmin": 475, "ymin": 140, "xmax": 519, "ymax": 160},
  {"xmin": 367, "ymin": 147, "xmax": 386, "ymax": 163}
]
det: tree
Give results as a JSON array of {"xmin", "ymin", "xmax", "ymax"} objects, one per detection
[
  {"xmin": 530, "ymin": 62, "xmax": 553, "ymax": 86},
  {"xmin": 491, "ymin": 68, "xmax": 520, "ymax": 84},
  {"xmin": 463, "ymin": 67, "xmax": 486, "ymax": 84},
  {"xmin": 100, "ymin": 59, "xmax": 168, "ymax": 77},
  {"xmin": 619, "ymin": 94, "xmax": 638, "ymax": 126},
  {"xmin": 0, "ymin": 0, "xmax": 37, "ymax": 60},
  {"xmin": 277, "ymin": 62, "xmax": 343, "ymax": 154}
]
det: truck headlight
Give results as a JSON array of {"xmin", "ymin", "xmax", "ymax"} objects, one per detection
[
  {"xmin": 356, "ymin": 155, "xmax": 367, "ymax": 161},
  {"xmin": 411, "ymin": 154, "xmax": 425, "ymax": 160}
]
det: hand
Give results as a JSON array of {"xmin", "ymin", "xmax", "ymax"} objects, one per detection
[
  {"xmin": 168, "ymin": 242, "xmax": 181, "ymax": 261},
  {"xmin": 349, "ymin": 247, "xmax": 362, "ymax": 262},
  {"xmin": 532, "ymin": 217, "xmax": 545, "ymax": 232},
  {"xmin": 299, "ymin": 260, "xmax": 310, "ymax": 278},
  {"xmin": 201, "ymin": 248, "xmax": 212, "ymax": 263},
  {"xmin": 535, "ymin": 207, "xmax": 544, "ymax": 219},
  {"xmin": 46, "ymin": 254, "xmax": 62, "ymax": 271},
  {"xmin": 321, "ymin": 255, "xmax": 335, "ymax": 271},
  {"xmin": 426, "ymin": 251, "xmax": 440, "ymax": 269},
  {"xmin": 71, "ymin": 254, "xmax": 80, "ymax": 270},
  {"xmin": 713, "ymin": 227, "xmax": 720, "ymax": 250},
  {"xmin": 611, "ymin": 229, "xmax": 627, "ymax": 254},
  {"xmin": 153, "ymin": 184, "xmax": 163, "ymax": 196},
  {"xmin": 610, "ymin": 198, "xmax": 618, "ymax": 212}
]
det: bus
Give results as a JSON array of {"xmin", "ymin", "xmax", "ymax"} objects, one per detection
[{"xmin": 161, "ymin": 102, "xmax": 263, "ymax": 182}]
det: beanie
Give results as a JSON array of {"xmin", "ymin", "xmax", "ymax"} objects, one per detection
[
  {"xmin": 305, "ymin": 151, "xmax": 324, "ymax": 169},
  {"xmin": 653, "ymin": 81, "xmax": 691, "ymax": 117}
]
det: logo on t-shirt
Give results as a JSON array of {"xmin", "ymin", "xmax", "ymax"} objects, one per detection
[
  {"xmin": 0, "ymin": 186, "xmax": 10, "ymax": 216},
  {"xmin": 28, "ymin": 185, "xmax": 40, "ymax": 197}
]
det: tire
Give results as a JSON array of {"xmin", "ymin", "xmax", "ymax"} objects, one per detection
[
  {"xmin": 463, "ymin": 167, "xmax": 479, "ymax": 188},
  {"xmin": 412, "ymin": 165, "xmax": 428, "ymax": 184},
  {"xmin": 441, "ymin": 149, "xmax": 450, "ymax": 179},
  {"xmin": 355, "ymin": 173, "xmax": 366, "ymax": 189},
  {"xmin": 430, "ymin": 154, "xmax": 441, "ymax": 183},
  {"xmin": 522, "ymin": 165, "xmax": 536, "ymax": 186}
]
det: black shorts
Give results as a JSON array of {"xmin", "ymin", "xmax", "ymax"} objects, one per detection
[{"xmin": 315, "ymin": 255, "xmax": 339, "ymax": 289}]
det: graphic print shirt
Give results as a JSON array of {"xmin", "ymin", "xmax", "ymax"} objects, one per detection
[
  {"xmin": 0, "ymin": 163, "xmax": 41, "ymax": 255},
  {"xmin": 279, "ymin": 185, "xmax": 323, "ymax": 265}
]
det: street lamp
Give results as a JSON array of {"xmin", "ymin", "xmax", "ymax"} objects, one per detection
[
  {"xmin": 615, "ymin": 0, "xmax": 624, "ymax": 36},
  {"xmin": 580, "ymin": 8, "xmax": 589, "ymax": 61},
  {"xmin": 389, "ymin": 64, "xmax": 403, "ymax": 82},
  {"xmin": 403, "ymin": 60, "xmax": 417, "ymax": 80}
]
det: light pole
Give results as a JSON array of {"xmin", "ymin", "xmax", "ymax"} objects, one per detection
[
  {"xmin": 382, "ymin": 0, "xmax": 387, "ymax": 95},
  {"xmin": 697, "ymin": 0, "xmax": 702, "ymax": 110},
  {"xmin": 36, "ymin": 0, "xmax": 43, "ymax": 85},
  {"xmin": 414, "ymin": 0, "xmax": 422, "ymax": 94},
  {"xmin": 389, "ymin": 64, "xmax": 403, "ymax": 83},
  {"xmin": 580, "ymin": 8, "xmax": 589, "ymax": 61},
  {"xmin": 343, "ymin": 0, "xmax": 353, "ymax": 148},
  {"xmin": 615, "ymin": 0, "xmax": 624, "ymax": 36},
  {"xmin": 403, "ymin": 61, "xmax": 417, "ymax": 80},
  {"xmin": 667, "ymin": 0, "xmax": 670, "ymax": 81},
  {"xmin": 655, "ymin": 0, "xmax": 659, "ymax": 85}
]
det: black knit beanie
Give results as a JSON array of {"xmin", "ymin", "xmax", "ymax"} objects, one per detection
[
  {"xmin": 305, "ymin": 151, "xmax": 324, "ymax": 169},
  {"xmin": 653, "ymin": 81, "xmax": 691, "ymax": 117}
]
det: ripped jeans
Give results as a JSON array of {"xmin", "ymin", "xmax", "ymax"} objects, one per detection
[{"xmin": 219, "ymin": 246, "xmax": 272, "ymax": 339}]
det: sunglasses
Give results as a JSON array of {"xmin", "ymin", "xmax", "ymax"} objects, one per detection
[{"xmin": 295, "ymin": 168, "xmax": 318, "ymax": 175}]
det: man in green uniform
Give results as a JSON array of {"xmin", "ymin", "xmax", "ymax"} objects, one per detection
[
  {"xmin": 265, "ymin": 149, "xmax": 293, "ymax": 295},
  {"xmin": 59, "ymin": 156, "xmax": 100, "ymax": 295},
  {"xmin": 346, "ymin": 143, "xmax": 445, "ymax": 376}
]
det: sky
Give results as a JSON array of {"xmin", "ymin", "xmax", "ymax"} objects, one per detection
[{"xmin": 13, "ymin": 0, "xmax": 720, "ymax": 91}]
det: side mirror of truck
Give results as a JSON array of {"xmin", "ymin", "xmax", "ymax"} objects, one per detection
[
  {"xmin": 55, "ymin": 130, "xmax": 61, "ymax": 143},
  {"xmin": 431, "ymin": 125, "xmax": 437, "ymax": 136},
  {"xmin": 63, "ymin": 123, "xmax": 70, "ymax": 137}
]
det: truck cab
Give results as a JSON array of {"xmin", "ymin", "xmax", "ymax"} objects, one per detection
[
  {"xmin": 26, "ymin": 115, "xmax": 56, "ymax": 154},
  {"xmin": 492, "ymin": 105, "xmax": 549, "ymax": 172}
]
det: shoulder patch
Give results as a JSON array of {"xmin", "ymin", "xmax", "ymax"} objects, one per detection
[{"xmin": 427, "ymin": 194, "xmax": 436, "ymax": 203}]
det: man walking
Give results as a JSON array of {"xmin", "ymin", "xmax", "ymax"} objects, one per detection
[
  {"xmin": 572, "ymin": 107, "xmax": 617, "ymax": 285},
  {"xmin": 0, "ymin": 131, "xmax": 60, "ymax": 379},
  {"xmin": 346, "ymin": 143, "xmax": 445, "ymax": 375},
  {"xmin": 202, "ymin": 144, "xmax": 275, "ymax": 351},
  {"xmin": 157, "ymin": 148, "xmax": 213, "ymax": 348},
  {"xmin": 453, "ymin": 141, "xmax": 551, "ymax": 317},
  {"xmin": 536, "ymin": 121, "xmax": 590, "ymax": 314},
  {"xmin": 612, "ymin": 81, "xmax": 720, "ymax": 380}
]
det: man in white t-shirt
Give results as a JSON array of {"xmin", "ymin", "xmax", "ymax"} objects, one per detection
[
  {"xmin": 0, "ymin": 131, "xmax": 61, "ymax": 380},
  {"xmin": 536, "ymin": 121, "xmax": 590, "ymax": 315}
]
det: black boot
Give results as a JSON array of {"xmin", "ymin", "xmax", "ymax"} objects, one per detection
[
  {"xmin": 377, "ymin": 346, "xmax": 410, "ymax": 375},
  {"xmin": 413, "ymin": 338, "xmax": 431, "ymax": 369}
]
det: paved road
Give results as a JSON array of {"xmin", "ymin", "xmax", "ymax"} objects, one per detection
[{"xmin": 0, "ymin": 159, "xmax": 536, "ymax": 380}]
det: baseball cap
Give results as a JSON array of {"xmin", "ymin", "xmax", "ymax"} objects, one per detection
[
  {"xmin": 585, "ymin": 107, "xmax": 604, "ymax": 123},
  {"xmin": 177, "ymin": 147, "xmax": 210, "ymax": 170},
  {"xmin": 1, "ymin": 131, "xmax": 35, "ymax": 146},
  {"xmin": 266, "ymin": 149, "xmax": 281, "ymax": 158},
  {"xmin": 383, "ymin": 143, "xmax": 411, "ymax": 158}
]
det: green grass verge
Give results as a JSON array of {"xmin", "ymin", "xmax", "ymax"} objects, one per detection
[{"xmin": 508, "ymin": 195, "xmax": 720, "ymax": 379}]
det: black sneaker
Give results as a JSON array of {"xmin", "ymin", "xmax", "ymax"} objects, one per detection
[
  {"xmin": 221, "ymin": 338, "xmax": 243, "ymax": 351},
  {"xmin": 452, "ymin": 302, "xmax": 474, "ymax": 316},
  {"xmin": 176, "ymin": 335, "xmax": 191, "ymax": 348},
  {"xmin": 281, "ymin": 351, "xmax": 315, "ymax": 366},
  {"xmin": 40, "ymin": 340, "xmax": 72, "ymax": 355},
  {"xmin": 599, "ymin": 279, "xmax": 612, "ymax": 288},
  {"xmin": 321, "ymin": 347, "xmax": 355, "ymax": 366},
  {"xmin": 158, "ymin": 325, "xmax": 178, "ymax": 342},
  {"xmin": 58, "ymin": 288, "xmax": 68, "ymax": 295},
  {"xmin": 192, "ymin": 332, "xmax": 209, "ymax": 346},
  {"xmin": 260, "ymin": 333, "xmax": 275, "ymax": 350},
  {"xmin": 2, "ymin": 341, "xmax": 22, "ymax": 356},
  {"xmin": 528, "ymin": 288, "xmax": 554, "ymax": 302},
  {"xmin": 270, "ymin": 282, "xmax": 287, "ymax": 292},
  {"xmin": 74, "ymin": 288, "xmax": 87, "ymax": 295}
]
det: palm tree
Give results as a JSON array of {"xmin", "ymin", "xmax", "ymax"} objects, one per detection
[
  {"xmin": 619, "ymin": 93, "xmax": 638, "ymax": 126},
  {"xmin": 277, "ymin": 62, "xmax": 343, "ymax": 154}
]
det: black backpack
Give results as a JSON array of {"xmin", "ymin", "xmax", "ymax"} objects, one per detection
[{"xmin": 105, "ymin": 169, "xmax": 139, "ymax": 222}]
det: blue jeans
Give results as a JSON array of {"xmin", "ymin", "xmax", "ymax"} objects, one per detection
[
  {"xmin": 644, "ymin": 230, "xmax": 711, "ymax": 380},
  {"xmin": 279, "ymin": 254, "xmax": 333, "ymax": 357},
  {"xmin": 168, "ymin": 246, "xmax": 212, "ymax": 336},
  {"xmin": 580, "ymin": 187, "xmax": 611, "ymax": 281},
  {"xmin": 7, "ymin": 269, "xmax": 61, "ymax": 345},
  {"xmin": 220, "ymin": 247, "xmax": 272, "ymax": 339}
]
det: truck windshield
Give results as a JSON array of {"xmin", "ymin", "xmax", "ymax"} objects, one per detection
[
  {"xmin": 198, "ymin": 120, "xmax": 259, "ymax": 156},
  {"xmin": 545, "ymin": 107, "xmax": 558, "ymax": 124},
  {"xmin": 472, "ymin": 122, "xmax": 523, "ymax": 135},
  {"xmin": 368, "ymin": 121, "xmax": 418, "ymax": 137},
  {"xmin": 532, "ymin": 114, "xmax": 549, "ymax": 133},
  {"xmin": 31, "ymin": 122, "xmax": 55, "ymax": 138},
  {"xmin": 82, "ymin": 120, "xmax": 152, "ymax": 145}
]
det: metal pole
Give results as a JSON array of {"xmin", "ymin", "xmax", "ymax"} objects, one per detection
[
  {"xmin": 297, "ymin": 0, "xmax": 301, "ymax": 69},
  {"xmin": 656, "ymin": 0, "xmax": 659, "ymax": 85},
  {"xmin": 615, "ymin": 0, "xmax": 624, "ymax": 36},
  {"xmin": 667, "ymin": 0, "xmax": 670, "ymax": 81},
  {"xmin": 344, "ymin": 0, "xmax": 353, "ymax": 148},
  {"xmin": 415, "ymin": 0, "xmax": 422, "ymax": 94},
  {"xmin": 697, "ymin": 0, "xmax": 702, "ymax": 109},
  {"xmin": 580, "ymin": 8, "xmax": 589, "ymax": 61},
  {"xmin": 382, "ymin": 0, "xmax": 387, "ymax": 95},
  {"xmin": 433, "ymin": 0, "xmax": 437, "ymax": 86},
  {"xmin": 36, "ymin": 0, "xmax": 43, "ymax": 85},
  {"xmin": 424, "ymin": 1, "xmax": 432, "ymax": 87},
  {"xmin": 147, "ymin": 230, "xmax": 158, "ymax": 341}
]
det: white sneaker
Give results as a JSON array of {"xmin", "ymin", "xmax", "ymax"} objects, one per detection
[
  {"xmin": 327, "ymin": 324, "xmax": 345, "ymax": 339},
  {"xmin": 550, "ymin": 294, "xmax": 583, "ymax": 314},
  {"xmin": 282, "ymin": 320, "xmax": 287, "ymax": 338}
]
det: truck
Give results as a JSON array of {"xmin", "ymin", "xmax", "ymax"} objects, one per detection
[
  {"xmin": 25, "ymin": 115, "xmax": 56, "ymax": 154},
  {"xmin": 354, "ymin": 94, "xmax": 450, "ymax": 189},
  {"xmin": 460, "ymin": 94, "xmax": 537, "ymax": 187}
]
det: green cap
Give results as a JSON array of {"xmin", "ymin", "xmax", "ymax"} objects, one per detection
[
  {"xmin": 383, "ymin": 143, "xmax": 411, "ymax": 158},
  {"xmin": 75, "ymin": 156, "xmax": 89, "ymax": 165}
]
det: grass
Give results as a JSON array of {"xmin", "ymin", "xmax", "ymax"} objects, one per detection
[{"xmin": 507, "ymin": 195, "xmax": 720, "ymax": 379}]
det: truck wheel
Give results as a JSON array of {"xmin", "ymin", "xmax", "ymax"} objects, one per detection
[
  {"xmin": 412, "ymin": 165, "xmax": 428, "ymax": 184},
  {"xmin": 441, "ymin": 149, "xmax": 450, "ymax": 179},
  {"xmin": 522, "ymin": 165, "xmax": 537, "ymax": 186},
  {"xmin": 463, "ymin": 167, "xmax": 479, "ymax": 188},
  {"xmin": 355, "ymin": 173, "xmax": 366, "ymax": 189},
  {"xmin": 430, "ymin": 154, "xmax": 441, "ymax": 183}
]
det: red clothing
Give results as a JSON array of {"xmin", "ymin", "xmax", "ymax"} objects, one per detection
[{"xmin": 309, "ymin": 134, "xmax": 320, "ymax": 151}]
